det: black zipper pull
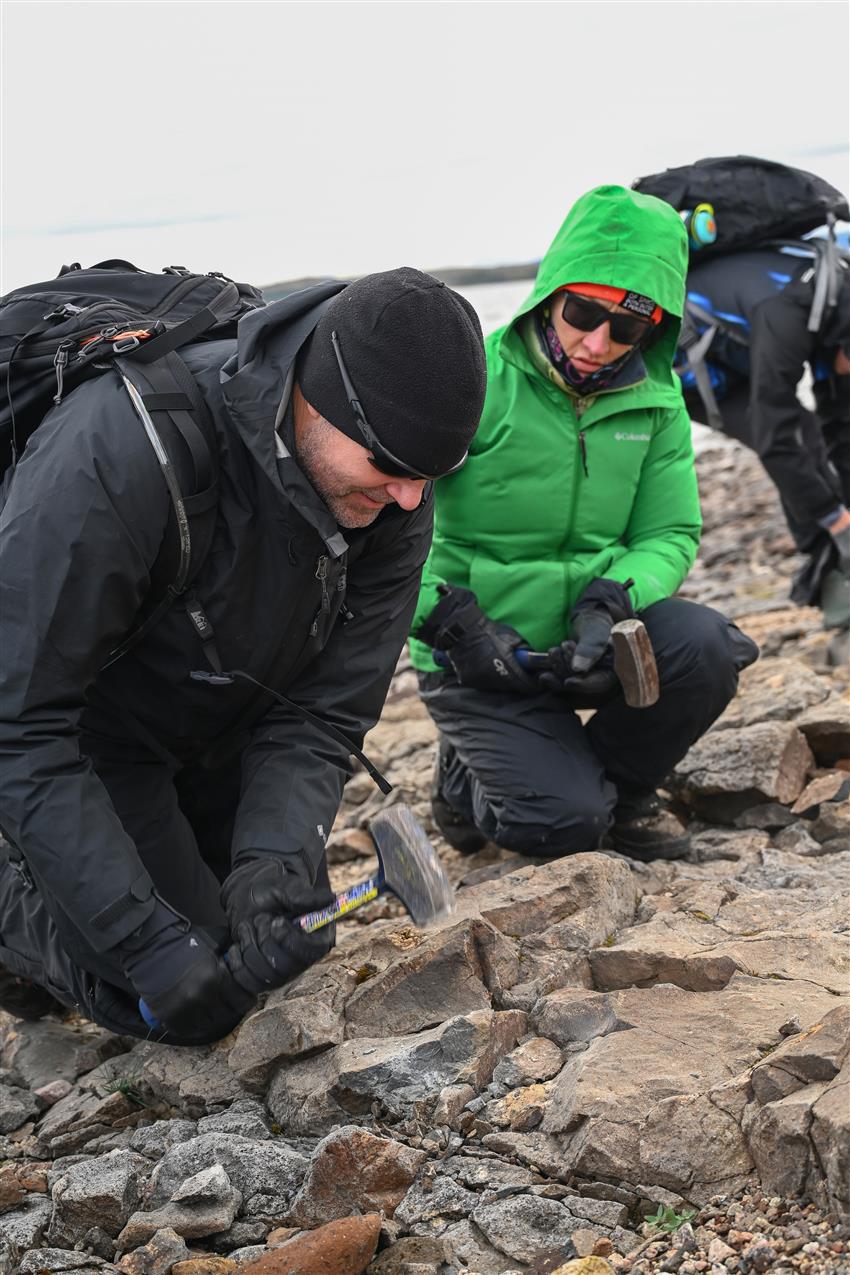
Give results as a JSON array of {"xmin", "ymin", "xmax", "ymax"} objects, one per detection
[
  {"xmin": 579, "ymin": 430, "xmax": 589, "ymax": 477},
  {"xmin": 53, "ymin": 343, "xmax": 72, "ymax": 404}
]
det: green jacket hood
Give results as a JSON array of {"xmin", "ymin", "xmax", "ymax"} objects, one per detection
[{"xmin": 501, "ymin": 185, "xmax": 689, "ymax": 378}]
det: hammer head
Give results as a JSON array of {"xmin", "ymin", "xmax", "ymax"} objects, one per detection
[{"xmin": 369, "ymin": 804, "xmax": 455, "ymax": 926}]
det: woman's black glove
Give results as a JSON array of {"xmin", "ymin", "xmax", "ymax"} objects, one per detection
[
  {"xmin": 568, "ymin": 578, "xmax": 635, "ymax": 673},
  {"xmin": 120, "ymin": 902, "xmax": 255, "ymax": 1044},
  {"xmin": 536, "ymin": 641, "xmax": 621, "ymax": 704},
  {"xmin": 221, "ymin": 855, "xmax": 335, "ymax": 995},
  {"xmin": 415, "ymin": 584, "xmax": 536, "ymax": 693}
]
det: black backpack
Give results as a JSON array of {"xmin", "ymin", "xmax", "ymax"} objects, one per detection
[
  {"xmin": 0, "ymin": 260, "xmax": 264, "ymax": 664},
  {"xmin": 632, "ymin": 155, "xmax": 849, "ymax": 256},
  {"xmin": 633, "ymin": 157, "xmax": 850, "ymax": 428}
]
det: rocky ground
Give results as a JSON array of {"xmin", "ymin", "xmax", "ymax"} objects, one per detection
[{"xmin": 1, "ymin": 437, "xmax": 848, "ymax": 1275}]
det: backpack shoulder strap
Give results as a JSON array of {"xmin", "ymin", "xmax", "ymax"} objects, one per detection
[{"xmin": 101, "ymin": 351, "xmax": 220, "ymax": 670}]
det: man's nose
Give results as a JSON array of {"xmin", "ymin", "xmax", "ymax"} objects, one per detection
[
  {"xmin": 583, "ymin": 321, "xmax": 611, "ymax": 356},
  {"xmin": 385, "ymin": 477, "xmax": 428, "ymax": 509}
]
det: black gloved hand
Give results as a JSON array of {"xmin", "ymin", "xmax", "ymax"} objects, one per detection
[
  {"xmin": 415, "ymin": 584, "xmax": 536, "ymax": 694},
  {"xmin": 226, "ymin": 912, "xmax": 332, "ymax": 996},
  {"xmin": 221, "ymin": 855, "xmax": 335, "ymax": 994},
  {"xmin": 120, "ymin": 902, "xmax": 255, "ymax": 1044},
  {"xmin": 569, "ymin": 578, "xmax": 635, "ymax": 674},
  {"xmin": 536, "ymin": 639, "xmax": 621, "ymax": 705}
]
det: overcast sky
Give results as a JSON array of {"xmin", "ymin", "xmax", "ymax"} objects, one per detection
[{"xmin": 2, "ymin": 1, "xmax": 848, "ymax": 294}]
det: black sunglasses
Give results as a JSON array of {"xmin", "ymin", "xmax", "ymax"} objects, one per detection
[
  {"xmin": 561, "ymin": 293, "xmax": 655, "ymax": 346},
  {"xmin": 330, "ymin": 330, "xmax": 467, "ymax": 481}
]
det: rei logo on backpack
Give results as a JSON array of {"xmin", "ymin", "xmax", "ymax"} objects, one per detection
[{"xmin": 0, "ymin": 259, "xmax": 264, "ymax": 664}]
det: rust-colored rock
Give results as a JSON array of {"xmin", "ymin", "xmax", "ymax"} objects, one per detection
[
  {"xmin": 238, "ymin": 1214, "xmax": 382, "ymax": 1275},
  {"xmin": 288, "ymin": 1125, "xmax": 426, "ymax": 1225}
]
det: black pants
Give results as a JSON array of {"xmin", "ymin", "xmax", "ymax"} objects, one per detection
[
  {"xmin": 684, "ymin": 380, "xmax": 850, "ymax": 604},
  {"xmin": 419, "ymin": 599, "xmax": 757, "ymax": 857},
  {"xmin": 0, "ymin": 750, "xmax": 240, "ymax": 1040}
]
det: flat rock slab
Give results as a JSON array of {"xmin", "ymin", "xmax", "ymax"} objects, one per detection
[
  {"xmin": 590, "ymin": 893, "xmax": 850, "ymax": 994},
  {"xmin": 536, "ymin": 973, "xmax": 839, "ymax": 1197}
]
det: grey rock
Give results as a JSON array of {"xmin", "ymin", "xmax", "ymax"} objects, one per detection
[
  {"xmin": 129, "ymin": 1119, "xmax": 198, "ymax": 1160},
  {"xmin": 269, "ymin": 1010, "xmax": 526, "ymax": 1132},
  {"xmin": 394, "ymin": 1174, "xmax": 479, "ymax": 1227},
  {"xmin": 79, "ymin": 1227, "xmax": 117, "ymax": 1260},
  {"xmin": 143, "ymin": 1131, "xmax": 307, "ymax": 1216},
  {"xmin": 472, "ymin": 1195, "xmax": 593, "ymax": 1263},
  {"xmin": 226, "ymin": 1244, "xmax": 271, "ymax": 1263},
  {"xmin": 1, "ymin": 1020, "xmax": 121, "ymax": 1091},
  {"xmin": 0, "ymin": 1079, "xmax": 39, "ymax": 1133},
  {"xmin": 775, "ymin": 822, "xmax": 823, "ymax": 856},
  {"xmin": 228, "ymin": 994, "xmax": 345, "ymax": 1091},
  {"xmin": 440, "ymin": 1217, "xmax": 520, "ymax": 1275},
  {"xmin": 211, "ymin": 1218, "xmax": 269, "ymax": 1251},
  {"xmin": 734, "ymin": 803, "xmax": 797, "ymax": 831},
  {"xmin": 367, "ymin": 1235, "xmax": 451, "ymax": 1273},
  {"xmin": 18, "ymin": 1251, "xmax": 119, "ymax": 1275},
  {"xmin": 0, "ymin": 1193, "xmax": 53, "ymax": 1248},
  {"xmin": 197, "ymin": 1099, "xmax": 270, "ymax": 1141},
  {"xmin": 109, "ymin": 1225, "xmax": 189, "ymax": 1274},
  {"xmin": 50, "ymin": 1149, "xmax": 149, "ymax": 1244},
  {"xmin": 565, "ymin": 1194, "xmax": 628, "ymax": 1227},
  {"xmin": 117, "ymin": 1168, "xmax": 241, "ymax": 1247}
]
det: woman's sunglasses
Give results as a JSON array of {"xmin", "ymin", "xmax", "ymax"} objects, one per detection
[
  {"xmin": 561, "ymin": 293, "xmax": 655, "ymax": 346},
  {"xmin": 331, "ymin": 331, "xmax": 467, "ymax": 481}
]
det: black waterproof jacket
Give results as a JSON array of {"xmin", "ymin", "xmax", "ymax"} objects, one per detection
[
  {"xmin": 685, "ymin": 248, "xmax": 850, "ymax": 529},
  {"xmin": 0, "ymin": 284, "xmax": 433, "ymax": 957}
]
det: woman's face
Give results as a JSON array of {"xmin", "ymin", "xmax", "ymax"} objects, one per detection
[{"xmin": 550, "ymin": 290, "xmax": 642, "ymax": 375}]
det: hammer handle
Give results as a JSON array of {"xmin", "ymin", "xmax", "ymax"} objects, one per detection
[{"xmin": 298, "ymin": 871, "xmax": 385, "ymax": 932}]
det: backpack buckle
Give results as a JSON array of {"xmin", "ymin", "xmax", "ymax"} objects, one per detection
[{"xmin": 111, "ymin": 334, "xmax": 142, "ymax": 354}]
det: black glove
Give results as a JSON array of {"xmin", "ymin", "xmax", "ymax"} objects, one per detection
[
  {"xmin": 415, "ymin": 584, "xmax": 536, "ymax": 694},
  {"xmin": 221, "ymin": 855, "xmax": 335, "ymax": 995},
  {"xmin": 536, "ymin": 640, "xmax": 621, "ymax": 705},
  {"xmin": 226, "ymin": 912, "xmax": 332, "ymax": 997},
  {"xmin": 569, "ymin": 578, "xmax": 635, "ymax": 674},
  {"xmin": 120, "ymin": 902, "xmax": 255, "ymax": 1044}
]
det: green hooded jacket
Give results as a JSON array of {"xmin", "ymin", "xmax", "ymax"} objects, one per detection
[{"xmin": 409, "ymin": 184, "xmax": 701, "ymax": 671}]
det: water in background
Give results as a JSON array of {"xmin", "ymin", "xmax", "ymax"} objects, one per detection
[{"xmin": 454, "ymin": 278, "xmax": 730, "ymax": 456}]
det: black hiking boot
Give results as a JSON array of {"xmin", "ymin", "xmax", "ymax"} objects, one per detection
[
  {"xmin": 431, "ymin": 745, "xmax": 487, "ymax": 854},
  {"xmin": 610, "ymin": 790, "xmax": 691, "ymax": 861},
  {"xmin": 0, "ymin": 961, "xmax": 64, "ymax": 1021}
]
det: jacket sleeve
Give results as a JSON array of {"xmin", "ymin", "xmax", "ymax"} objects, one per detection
[
  {"xmin": 0, "ymin": 376, "xmax": 172, "ymax": 952},
  {"xmin": 748, "ymin": 285, "xmax": 842, "ymax": 526},
  {"xmin": 603, "ymin": 402, "xmax": 702, "ymax": 611},
  {"xmin": 230, "ymin": 491, "xmax": 434, "ymax": 881}
]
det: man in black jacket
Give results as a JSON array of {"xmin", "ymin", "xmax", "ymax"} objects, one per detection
[
  {"xmin": 678, "ymin": 246, "xmax": 850, "ymax": 629},
  {"xmin": 0, "ymin": 268, "xmax": 486, "ymax": 1045}
]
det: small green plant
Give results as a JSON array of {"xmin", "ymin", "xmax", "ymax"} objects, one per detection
[
  {"xmin": 645, "ymin": 1204, "xmax": 696, "ymax": 1234},
  {"xmin": 104, "ymin": 1075, "xmax": 145, "ymax": 1107}
]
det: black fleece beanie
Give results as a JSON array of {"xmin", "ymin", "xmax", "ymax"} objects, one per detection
[{"xmin": 298, "ymin": 267, "xmax": 487, "ymax": 476}]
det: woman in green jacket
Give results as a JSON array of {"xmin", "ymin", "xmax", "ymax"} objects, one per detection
[{"xmin": 411, "ymin": 186, "xmax": 758, "ymax": 860}]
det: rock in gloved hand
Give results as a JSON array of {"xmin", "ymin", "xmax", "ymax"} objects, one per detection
[
  {"xmin": 568, "ymin": 577, "xmax": 635, "ymax": 673},
  {"xmin": 416, "ymin": 583, "xmax": 536, "ymax": 693},
  {"xmin": 120, "ymin": 901, "xmax": 255, "ymax": 1044}
]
